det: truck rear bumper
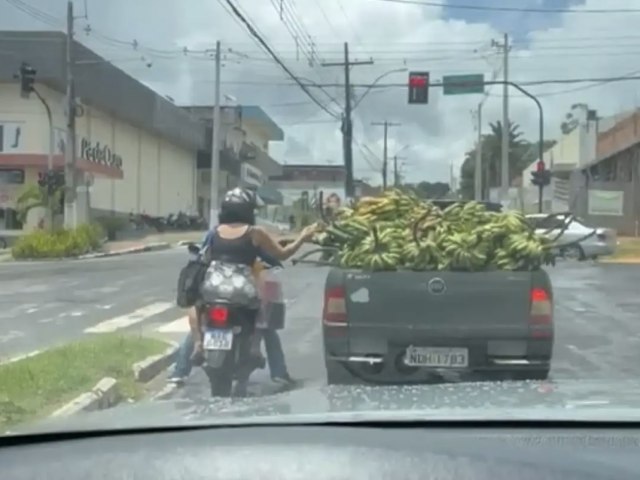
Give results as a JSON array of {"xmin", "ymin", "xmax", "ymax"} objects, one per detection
[
  {"xmin": 325, "ymin": 356, "xmax": 551, "ymax": 385},
  {"xmin": 324, "ymin": 350, "xmax": 552, "ymax": 385}
]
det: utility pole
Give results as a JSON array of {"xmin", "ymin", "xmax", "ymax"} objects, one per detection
[
  {"xmin": 371, "ymin": 121, "xmax": 401, "ymax": 189},
  {"xmin": 393, "ymin": 155, "xmax": 406, "ymax": 187},
  {"xmin": 491, "ymin": 34, "xmax": 510, "ymax": 204},
  {"xmin": 321, "ymin": 43, "xmax": 373, "ymax": 201},
  {"xmin": 64, "ymin": 0, "xmax": 77, "ymax": 229},
  {"xmin": 209, "ymin": 40, "xmax": 222, "ymax": 229},
  {"xmin": 474, "ymin": 103, "xmax": 483, "ymax": 201}
]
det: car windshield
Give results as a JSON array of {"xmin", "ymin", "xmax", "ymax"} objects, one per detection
[{"xmin": 0, "ymin": 0, "xmax": 637, "ymax": 436}]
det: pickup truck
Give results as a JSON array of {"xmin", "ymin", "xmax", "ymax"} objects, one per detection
[{"xmin": 319, "ymin": 200, "xmax": 555, "ymax": 385}]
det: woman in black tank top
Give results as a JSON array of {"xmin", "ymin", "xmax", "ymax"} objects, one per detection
[{"xmin": 188, "ymin": 187, "xmax": 320, "ymax": 363}]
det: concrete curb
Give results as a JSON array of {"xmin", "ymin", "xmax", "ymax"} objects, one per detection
[
  {"xmin": 132, "ymin": 342, "xmax": 179, "ymax": 383},
  {"xmin": 50, "ymin": 377, "xmax": 120, "ymax": 418},
  {"xmin": 77, "ymin": 242, "xmax": 172, "ymax": 260},
  {"xmin": 49, "ymin": 341, "xmax": 178, "ymax": 419},
  {"xmin": 598, "ymin": 258, "xmax": 640, "ymax": 264}
]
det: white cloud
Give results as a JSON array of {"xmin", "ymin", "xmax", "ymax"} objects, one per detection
[{"xmin": 2, "ymin": 0, "xmax": 640, "ymax": 184}]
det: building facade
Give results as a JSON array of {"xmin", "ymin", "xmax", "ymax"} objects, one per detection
[
  {"xmin": 0, "ymin": 31, "xmax": 206, "ymax": 230},
  {"xmin": 570, "ymin": 109, "xmax": 640, "ymax": 235},
  {"xmin": 182, "ymin": 105, "xmax": 284, "ymax": 219},
  {"xmin": 267, "ymin": 164, "xmax": 347, "ymax": 207}
]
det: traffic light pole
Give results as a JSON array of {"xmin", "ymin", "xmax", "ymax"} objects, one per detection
[{"xmin": 32, "ymin": 88, "xmax": 55, "ymax": 229}]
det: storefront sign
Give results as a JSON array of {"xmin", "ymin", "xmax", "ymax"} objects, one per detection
[
  {"xmin": 241, "ymin": 163, "xmax": 263, "ymax": 187},
  {"xmin": 588, "ymin": 189, "xmax": 624, "ymax": 216},
  {"xmin": 80, "ymin": 138, "xmax": 123, "ymax": 170}
]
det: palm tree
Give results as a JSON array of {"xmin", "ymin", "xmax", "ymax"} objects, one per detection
[{"xmin": 15, "ymin": 184, "xmax": 63, "ymax": 225}]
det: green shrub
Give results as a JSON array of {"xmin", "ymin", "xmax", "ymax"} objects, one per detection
[{"xmin": 11, "ymin": 224, "xmax": 104, "ymax": 259}]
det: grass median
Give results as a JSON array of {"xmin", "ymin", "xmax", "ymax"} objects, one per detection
[{"xmin": 0, "ymin": 334, "xmax": 168, "ymax": 430}]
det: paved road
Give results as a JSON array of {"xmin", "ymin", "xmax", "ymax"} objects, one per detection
[
  {"xmin": 1, "ymin": 249, "xmax": 639, "ymax": 396},
  {"xmin": 0, "ymin": 248, "xmax": 187, "ymax": 361}
]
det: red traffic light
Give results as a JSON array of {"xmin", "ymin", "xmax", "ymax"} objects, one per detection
[
  {"xmin": 536, "ymin": 161, "xmax": 545, "ymax": 172},
  {"xmin": 409, "ymin": 74, "xmax": 427, "ymax": 87}
]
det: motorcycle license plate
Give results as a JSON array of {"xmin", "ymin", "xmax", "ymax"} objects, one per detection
[{"xmin": 203, "ymin": 329, "xmax": 233, "ymax": 351}]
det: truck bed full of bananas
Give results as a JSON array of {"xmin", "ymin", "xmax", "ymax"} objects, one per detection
[{"xmin": 312, "ymin": 190, "xmax": 555, "ymax": 272}]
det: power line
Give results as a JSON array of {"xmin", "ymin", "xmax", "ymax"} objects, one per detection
[
  {"xmin": 372, "ymin": 0, "xmax": 640, "ymax": 14},
  {"xmin": 195, "ymin": 72, "xmax": 640, "ymax": 88},
  {"xmin": 222, "ymin": 0, "xmax": 340, "ymax": 119}
]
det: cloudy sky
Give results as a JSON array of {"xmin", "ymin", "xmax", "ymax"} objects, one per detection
[{"xmin": 2, "ymin": 0, "xmax": 640, "ymax": 185}]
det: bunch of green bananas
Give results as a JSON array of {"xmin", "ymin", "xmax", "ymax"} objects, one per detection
[{"xmin": 310, "ymin": 189, "xmax": 556, "ymax": 272}]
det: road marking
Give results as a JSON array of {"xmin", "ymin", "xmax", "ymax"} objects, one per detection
[
  {"xmin": 157, "ymin": 316, "xmax": 189, "ymax": 333},
  {"xmin": 84, "ymin": 302, "xmax": 175, "ymax": 333}
]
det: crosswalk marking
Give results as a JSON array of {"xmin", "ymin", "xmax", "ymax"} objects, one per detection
[
  {"xmin": 84, "ymin": 302, "xmax": 175, "ymax": 333},
  {"xmin": 157, "ymin": 316, "xmax": 189, "ymax": 333}
]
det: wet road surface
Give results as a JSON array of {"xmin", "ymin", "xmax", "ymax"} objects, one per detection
[{"xmin": 0, "ymin": 249, "xmax": 638, "ymax": 397}]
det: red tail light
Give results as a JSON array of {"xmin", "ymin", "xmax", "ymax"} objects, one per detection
[
  {"xmin": 208, "ymin": 305, "xmax": 228, "ymax": 327},
  {"xmin": 323, "ymin": 287, "xmax": 347, "ymax": 326},
  {"xmin": 529, "ymin": 288, "xmax": 552, "ymax": 338}
]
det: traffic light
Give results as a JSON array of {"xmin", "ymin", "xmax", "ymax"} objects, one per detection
[
  {"xmin": 37, "ymin": 170, "xmax": 65, "ymax": 195},
  {"xmin": 530, "ymin": 161, "xmax": 551, "ymax": 187},
  {"xmin": 19, "ymin": 62, "xmax": 36, "ymax": 99},
  {"xmin": 408, "ymin": 71, "xmax": 429, "ymax": 104}
]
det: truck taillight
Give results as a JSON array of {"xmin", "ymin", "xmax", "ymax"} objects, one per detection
[
  {"xmin": 529, "ymin": 288, "xmax": 552, "ymax": 338},
  {"xmin": 323, "ymin": 287, "xmax": 347, "ymax": 326},
  {"xmin": 208, "ymin": 305, "xmax": 228, "ymax": 327}
]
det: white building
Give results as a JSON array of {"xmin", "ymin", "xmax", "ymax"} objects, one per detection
[
  {"xmin": 0, "ymin": 31, "xmax": 205, "ymax": 230},
  {"xmin": 515, "ymin": 106, "xmax": 631, "ymax": 213}
]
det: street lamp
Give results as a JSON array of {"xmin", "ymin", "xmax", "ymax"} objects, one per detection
[{"xmin": 352, "ymin": 68, "xmax": 408, "ymax": 110}]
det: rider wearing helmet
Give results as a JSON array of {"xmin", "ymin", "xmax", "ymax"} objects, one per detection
[{"xmin": 188, "ymin": 187, "xmax": 319, "ymax": 362}]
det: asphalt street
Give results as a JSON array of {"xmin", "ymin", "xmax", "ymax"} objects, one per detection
[{"xmin": 1, "ymin": 248, "xmax": 639, "ymax": 398}]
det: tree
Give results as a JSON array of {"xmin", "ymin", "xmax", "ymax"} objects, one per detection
[
  {"xmin": 458, "ymin": 121, "xmax": 556, "ymax": 199},
  {"xmin": 403, "ymin": 181, "xmax": 451, "ymax": 199},
  {"xmin": 15, "ymin": 184, "xmax": 63, "ymax": 225}
]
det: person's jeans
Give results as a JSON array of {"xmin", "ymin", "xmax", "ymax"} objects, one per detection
[
  {"xmin": 261, "ymin": 328, "xmax": 288, "ymax": 379},
  {"xmin": 171, "ymin": 330, "xmax": 194, "ymax": 378},
  {"xmin": 171, "ymin": 328, "xmax": 289, "ymax": 379}
]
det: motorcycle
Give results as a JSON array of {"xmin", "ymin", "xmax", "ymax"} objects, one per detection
[{"xmin": 186, "ymin": 243, "xmax": 282, "ymax": 397}]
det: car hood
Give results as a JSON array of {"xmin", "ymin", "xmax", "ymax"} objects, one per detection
[{"xmin": 10, "ymin": 378, "xmax": 640, "ymax": 435}]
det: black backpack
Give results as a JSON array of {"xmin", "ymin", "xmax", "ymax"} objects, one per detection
[{"xmin": 176, "ymin": 258, "xmax": 208, "ymax": 308}]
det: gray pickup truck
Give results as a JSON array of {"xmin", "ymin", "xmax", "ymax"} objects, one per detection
[{"xmin": 320, "ymin": 200, "xmax": 555, "ymax": 385}]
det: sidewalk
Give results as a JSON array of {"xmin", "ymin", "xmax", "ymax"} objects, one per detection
[
  {"xmin": 97, "ymin": 226, "xmax": 295, "ymax": 258},
  {"xmin": 1, "ymin": 227, "xmax": 297, "ymax": 262},
  {"xmin": 102, "ymin": 231, "xmax": 205, "ymax": 253}
]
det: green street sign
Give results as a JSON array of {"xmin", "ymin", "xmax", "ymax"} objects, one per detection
[{"xmin": 442, "ymin": 74, "xmax": 484, "ymax": 95}]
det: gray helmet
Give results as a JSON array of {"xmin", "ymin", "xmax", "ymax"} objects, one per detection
[{"xmin": 221, "ymin": 187, "xmax": 264, "ymax": 210}]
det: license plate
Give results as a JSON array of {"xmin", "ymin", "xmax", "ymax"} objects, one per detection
[
  {"xmin": 203, "ymin": 329, "xmax": 233, "ymax": 351},
  {"xmin": 404, "ymin": 347, "xmax": 469, "ymax": 368}
]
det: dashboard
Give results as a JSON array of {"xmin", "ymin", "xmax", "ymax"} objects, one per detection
[{"xmin": 2, "ymin": 424, "xmax": 640, "ymax": 479}]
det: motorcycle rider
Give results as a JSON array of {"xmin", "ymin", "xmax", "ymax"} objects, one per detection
[
  {"xmin": 187, "ymin": 187, "xmax": 319, "ymax": 384},
  {"xmin": 169, "ymin": 238, "xmax": 294, "ymax": 385}
]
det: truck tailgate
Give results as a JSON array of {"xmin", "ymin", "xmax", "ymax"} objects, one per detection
[{"xmin": 343, "ymin": 270, "xmax": 532, "ymax": 339}]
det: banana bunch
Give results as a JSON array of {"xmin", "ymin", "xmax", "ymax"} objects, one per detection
[{"xmin": 310, "ymin": 189, "xmax": 556, "ymax": 272}]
